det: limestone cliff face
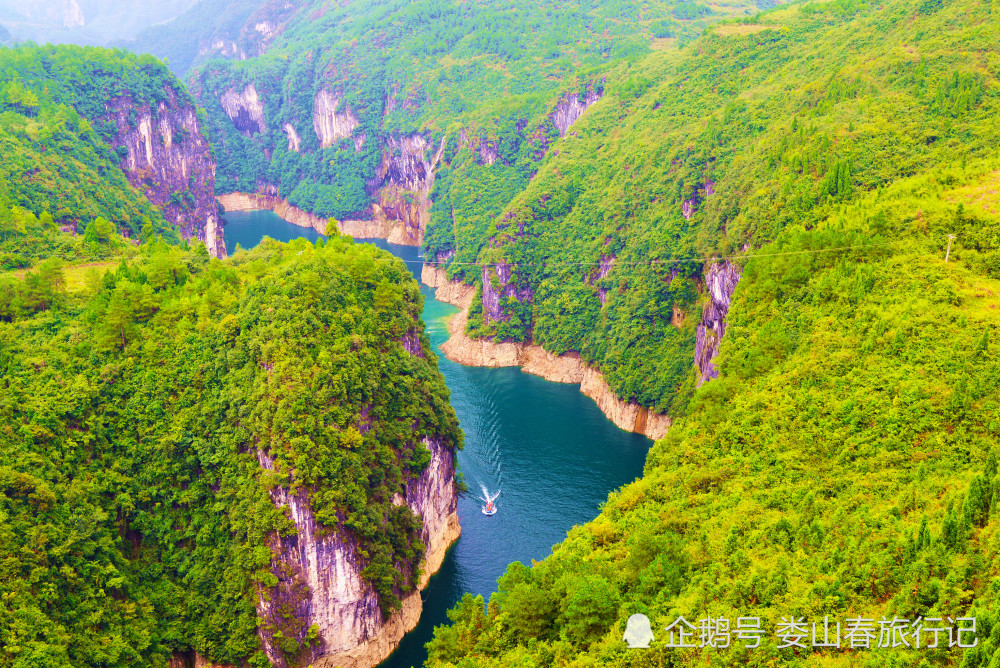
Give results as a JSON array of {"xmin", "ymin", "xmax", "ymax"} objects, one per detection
[
  {"xmin": 216, "ymin": 128, "xmax": 444, "ymax": 247},
  {"xmin": 313, "ymin": 90, "xmax": 360, "ymax": 149},
  {"xmin": 103, "ymin": 89, "xmax": 224, "ymax": 258},
  {"xmin": 254, "ymin": 438, "xmax": 459, "ymax": 668},
  {"xmin": 694, "ymin": 261, "xmax": 742, "ymax": 385},
  {"xmin": 283, "ymin": 123, "xmax": 302, "ymax": 152},
  {"xmin": 422, "ymin": 265, "xmax": 476, "ymax": 308},
  {"xmin": 405, "ymin": 439, "xmax": 461, "ymax": 587},
  {"xmin": 221, "ymin": 84, "xmax": 266, "ymax": 135},
  {"xmin": 367, "ymin": 134, "xmax": 447, "ymax": 246},
  {"xmin": 195, "ymin": 1, "xmax": 299, "ymax": 64},
  {"xmin": 552, "ymin": 86, "xmax": 603, "ymax": 136},
  {"xmin": 482, "ymin": 262, "xmax": 534, "ymax": 324}
]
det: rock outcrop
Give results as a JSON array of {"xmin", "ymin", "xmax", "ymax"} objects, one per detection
[
  {"xmin": 193, "ymin": 1, "xmax": 299, "ymax": 65},
  {"xmin": 482, "ymin": 262, "xmax": 533, "ymax": 324},
  {"xmin": 694, "ymin": 261, "xmax": 742, "ymax": 385},
  {"xmin": 254, "ymin": 436, "xmax": 459, "ymax": 668},
  {"xmin": 422, "ymin": 265, "xmax": 477, "ymax": 308},
  {"xmin": 366, "ymin": 134, "xmax": 447, "ymax": 246},
  {"xmin": 103, "ymin": 88, "xmax": 224, "ymax": 258},
  {"xmin": 588, "ymin": 253, "xmax": 616, "ymax": 306},
  {"xmin": 552, "ymin": 86, "xmax": 603, "ymax": 136},
  {"xmin": 221, "ymin": 84, "xmax": 266, "ymax": 135},
  {"xmin": 426, "ymin": 267, "xmax": 670, "ymax": 440},
  {"xmin": 216, "ymin": 131, "xmax": 445, "ymax": 247},
  {"xmin": 283, "ymin": 123, "xmax": 302, "ymax": 152},
  {"xmin": 313, "ymin": 90, "xmax": 360, "ymax": 148}
]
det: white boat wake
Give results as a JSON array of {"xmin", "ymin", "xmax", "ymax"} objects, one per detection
[{"xmin": 475, "ymin": 484, "xmax": 500, "ymax": 516}]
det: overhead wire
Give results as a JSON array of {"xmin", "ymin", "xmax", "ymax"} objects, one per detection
[{"xmin": 374, "ymin": 236, "xmax": 931, "ymax": 269}]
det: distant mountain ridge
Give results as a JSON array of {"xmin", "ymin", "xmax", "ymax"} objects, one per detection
[{"xmin": 0, "ymin": 0, "xmax": 201, "ymax": 45}]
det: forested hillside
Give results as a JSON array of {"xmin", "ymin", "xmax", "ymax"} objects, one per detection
[
  {"xmin": 428, "ymin": 161, "xmax": 1000, "ymax": 667},
  {"xmin": 424, "ymin": 0, "xmax": 1000, "ymax": 665},
  {"xmin": 185, "ymin": 0, "xmax": 999, "ymax": 417},
  {"xmin": 0, "ymin": 235, "xmax": 461, "ymax": 667},
  {"xmin": 1, "ymin": 44, "xmax": 224, "ymax": 259},
  {"xmin": 442, "ymin": 0, "xmax": 1000, "ymax": 416},
  {"xmin": 0, "ymin": 46, "xmax": 171, "ymax": 269},
  {"xmin": 184, "ymin": 0, "xmax": 751, "ymax": 225}
]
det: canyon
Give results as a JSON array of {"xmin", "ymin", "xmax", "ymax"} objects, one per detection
[
  {"xmin": 210, "ymin": 79, "xmax": 746, "ymax": 446},
  {"xmin": 422, "ymin": 265, "xmax": 673, "ymax": 440}
]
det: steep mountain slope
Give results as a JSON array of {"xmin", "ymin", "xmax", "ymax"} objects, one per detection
[
  {"xmin": 432, "ymin": 0, "xmax": 1000, "ymax": 417},
  {"xmin": 0, "ymin": 236, "xmax": 461, "ymax": 668},
  {"xmin": 429, "ymin": 164, "xmax": 1000, "ymax": 668},
  {"xmin": 1, "ymin": 44, "xmax": 224, "ymax": 257},
  {"xmin": 183, "ymin": 0, "xmax": 1000, "ymax": 421},
  {"xmin": 0, "ymin": 0, "xmax": 200, "ymax": 45},
  {"xmin": 184, "ymin": 0, "xmax": 753, "ymax": 252},
  {"xmin": 421, "ymin": 0, "xmax": 1000, "ymax": 665},
  {"xmin": 130, "ymin": 0, "xmax": 292, "ymax": 77}
]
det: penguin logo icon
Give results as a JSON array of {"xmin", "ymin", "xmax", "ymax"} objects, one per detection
[{"xmin": 623, "ymin": 613, "xmax": 654, "ymax": 648}]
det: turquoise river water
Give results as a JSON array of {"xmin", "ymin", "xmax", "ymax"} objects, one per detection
[{"xmin": 224, "ymin": 210, "xmax": 651, "ymax": 668}]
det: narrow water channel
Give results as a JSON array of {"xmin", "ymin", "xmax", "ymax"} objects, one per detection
[{"xmin": 223, "ymin": 210, "xmax": 651, "ymax": 668}]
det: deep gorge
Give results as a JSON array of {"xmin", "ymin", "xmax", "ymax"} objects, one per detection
[{"xmin": 222, "ymin": 209, "xmax": 654, "ymax": 668}]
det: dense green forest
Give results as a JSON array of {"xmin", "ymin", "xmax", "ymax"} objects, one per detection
[
  {"xmin": 185, "ymin": 0, "xmax": 1000, "ymax": 420},
  {"xmin": 0, "ymin": 43, "xmax": 206, "ymax": 268},
  {"xmin": 427, "ymin": 160, "xmax": 1000, "ymax": 667},
  {"xmin": 187, "ymin": 0, "xmax": 751, "ymax": 219},
  {"xmin": 0, "ymin": 44, "xmax": 191, "ymax": 126},
  {"xmin": 423, "ymin": 0, "xmax": 1000, "ymax": 665},
  {"xmin": 438, "ymin": 0, "xmax": 1000, "ymax": 416},
  {"xmin": 0, "ymin": 236, "xmax": 460, "ymax": 666}
]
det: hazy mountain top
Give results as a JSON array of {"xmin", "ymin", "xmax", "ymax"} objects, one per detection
[
  {"xmin": 0, "ymin": 0, "xmax": 201, "ymax": 45},
  {"xmin": 129, "ymin": 0, "xmax": 275, "ymax": 76}
]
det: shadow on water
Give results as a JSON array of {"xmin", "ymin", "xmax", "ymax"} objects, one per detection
[{"xmin": 223, "ymin": 211, "xmax": 651, "ymax": 668}]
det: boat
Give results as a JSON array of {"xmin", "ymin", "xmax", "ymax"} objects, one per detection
[{"xmin": 480, "ymin": 486, "xmax": 500, "ymax": 516}]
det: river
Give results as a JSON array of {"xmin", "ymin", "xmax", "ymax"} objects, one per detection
[{"xmin": 224, "ymin": 210, "xmax": 651, "ymax": 668}]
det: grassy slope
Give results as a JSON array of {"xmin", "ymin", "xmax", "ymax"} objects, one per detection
[
  {"xmin": 448, "ymin": 0, "xmax": 1000, "ymax": 415},
  {"xmin": 423, "ymin": 0, "xmax": 1000, "ymax": 666},
  {"xmin": 426, "ymin": 160, "xmax": 1000, "ymax": 668}
]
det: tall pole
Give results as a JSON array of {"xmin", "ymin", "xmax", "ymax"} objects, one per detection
[{"xmin": 945, "ymin": 234, "xmax": 955, "ymax": 263}]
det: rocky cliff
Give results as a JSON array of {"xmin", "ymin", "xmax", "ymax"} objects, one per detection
[
  {"xmin": 192, "ymin": 1, "xmax": 299, "ymax": 66},
  {"xmin": 367, "ymin": 133, "xmax": 447, "ymax": 246},
  {"xmin": 221, "ymin": 84, "xmax": 266, "ymax": 135},
  {"xmin": 694, "ymin": 261, "xmax": 742, "ymax": 385},
  {"xmin": 254, "ymin": 437, "xmax": 459, "ymax": 668},
  {"xmin": 103, "ymin": 87, "xmax": 224, "ymax": 258},
  {"xmin": 313, "ymin": 89, "xmax": 360, "ymax": 149},
  {"xmin": 482, "ymin": 262, "xmax": 533, "ymax": 324},
  {"xmin": 552, "ymin": 86, "xmax": 603, "ymax": 136}
]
